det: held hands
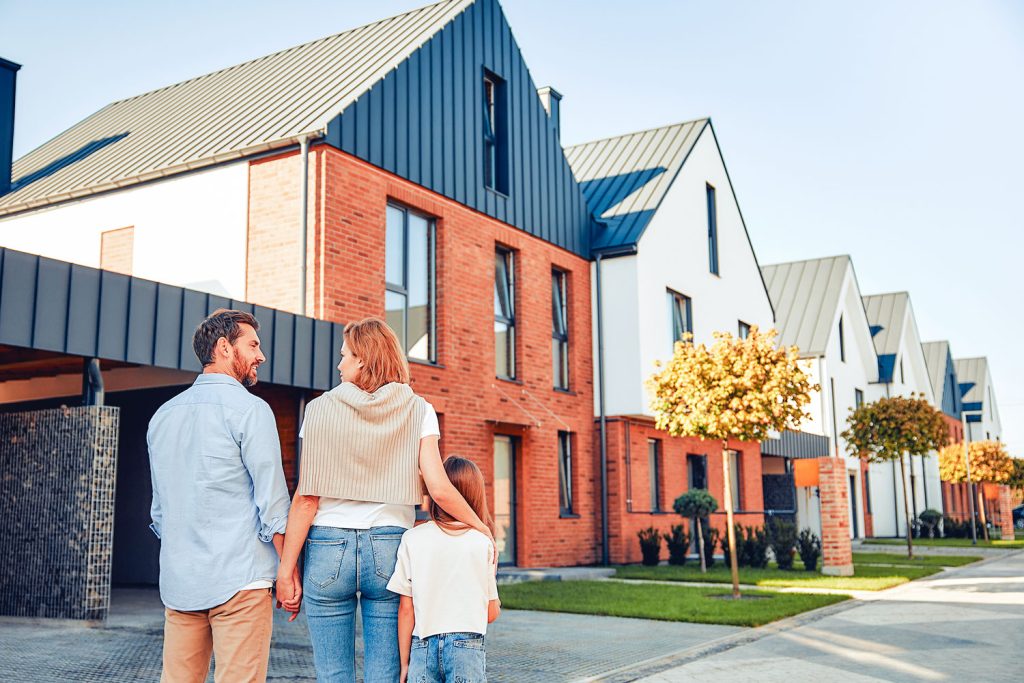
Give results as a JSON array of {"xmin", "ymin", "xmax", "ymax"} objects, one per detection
[
  {"xmin": 275, "ymin": 566, "xmax": 303, "ymax": 622},
  {"xmin": 400, "ymin": 668, "xmax": 408, "ymax": 683}
]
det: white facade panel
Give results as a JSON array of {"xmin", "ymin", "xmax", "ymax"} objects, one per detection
[
  {"xmin": 592, "ymin": 255, "xmax": 644, "ymax": 416},
  {"xmin": 0, "ymin": 163, "xmax": 250, "ymax": 299}
]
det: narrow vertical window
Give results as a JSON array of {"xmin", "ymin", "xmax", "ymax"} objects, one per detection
[
  {"xmin": 494, "ymin": 247, "xmax": 516, "ymax": 379},
  {"xmin": 855, "ymin": 388, "xmax": 864, "ymax": 409},
  {"xmin": 738, "ymin": 321, "xmax": 751, "ymax": 340},
  {"xmin": 648, "ymin": 439, "xmax": 661, "ymax": 512},
  {"xmin": 385, "ymin": 204, "xmax": 435, "ymax": 361},
  {"xmin": 899, "ymin": 357, "xmax": 905, "ymax": 383},
  {"xmin": 552, "ymin": 269, "xmax": 569, "ymax": 389},
  {"xmin": 668, "ymin": 290, "xmax": 693, "ymax": 351},
  {"xmin": 838, "ymin": 315, "xmax": 846, "ymax": 362},
  {"xmin": 483, "ymin": 70, "xmax": 508, "ymax": 193},
  {"xmin": 558, "ymin": 431, "xmax": 573, "ymax": 515},
  {"xmin": 706, "ymin": 183, "xmax": 719, "ymax": 275},
  {"xmin": 727, "ymin": 449, "xmax": 742, "ymax": 511}
]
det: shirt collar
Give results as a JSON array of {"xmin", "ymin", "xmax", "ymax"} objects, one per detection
[{"xmin": 193, "ymin": 372, "xmax": 245, "ymax": 388}]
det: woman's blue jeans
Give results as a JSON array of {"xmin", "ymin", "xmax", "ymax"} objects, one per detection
[{"xmin": 303, "ymin": 525, "xmax": 405, "ymax": 683}]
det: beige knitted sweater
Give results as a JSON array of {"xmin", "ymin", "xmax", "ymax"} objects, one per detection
[{"xmin": 297, "ymin": 382, "xmax": 427, "ymax": 504}]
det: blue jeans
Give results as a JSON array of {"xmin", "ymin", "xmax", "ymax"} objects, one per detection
[
  {"xmin": 303, "ymin": 525, "xmax": 405, "ymax": 683},
  {"xmin": 409, "ymin": 632, "xmax": 487, "ymax": 683}
]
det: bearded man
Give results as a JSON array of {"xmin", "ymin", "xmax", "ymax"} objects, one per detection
[{"xmin": 148, "ymin": 308, "xmax": 293, "ymax": 683}]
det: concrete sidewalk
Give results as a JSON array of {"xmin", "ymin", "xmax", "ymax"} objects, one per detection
[{"xmin": 632, "ymin": 550, "xmax": 1024, "ymax": 682}]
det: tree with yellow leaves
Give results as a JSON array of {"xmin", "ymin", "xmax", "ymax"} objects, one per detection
[
  {"xmin": 842, "ymin": 395, "xmax": 949, "ymax": 557},
  {"xmin": 938, "ymin": 440, "xmax": 1013, "ymax": 541},
  {"xmin": 647, "ymin": 326, "xmax": 815, "ymax": 598}
]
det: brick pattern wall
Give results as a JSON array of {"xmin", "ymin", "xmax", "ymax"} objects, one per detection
[
  {"xmin": 996, "ymin": 485, "xmax": 1015, "ymax": 541},
  {"xmin": 247, "ymin": 147, "xmax": 598, "ymax": 567},
  {"xmin": 100, "ymin": 226, "xmax": 134, "ymax": 275},
  {"xmin": 818, "ymin": 456, "xmax": 853, "ymax": 575},
  {"xmin": 0, "ymin": 406, "xmax": 120, "ymax": 620},
  {"xmin": 603, "ymin": 417, "xmax": 764, "ymax": 564}
]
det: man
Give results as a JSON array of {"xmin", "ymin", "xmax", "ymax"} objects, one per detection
[{"xmin": 148, "ymin": 309, "xmax": 295, "ymax": 682}]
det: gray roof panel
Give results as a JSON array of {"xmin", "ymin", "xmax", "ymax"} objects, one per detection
[
  {"xmin": 862, "ymin": 292, "xmax": 908, "ymax": 356},
  {"xmin": 955, "ymin": 357, "xmax": 988, "ymax": 404},
  {"xmin": 760, "ymin": 255, "xmax": 851, "ymax": 356}
]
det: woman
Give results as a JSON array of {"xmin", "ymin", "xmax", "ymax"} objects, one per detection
[{"xmin": 276, "ymin": 317, "xmax": 492, "ymax": 683}]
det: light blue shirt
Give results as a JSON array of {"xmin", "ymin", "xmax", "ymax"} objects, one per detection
[{"xmin": 148, "ymin": 373, "xmax": 290, "ymax": 611}]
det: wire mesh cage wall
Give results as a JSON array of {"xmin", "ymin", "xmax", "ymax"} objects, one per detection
[{"xmin": 0, "ymin": 405, "xmax": 120, "ymax": 620}]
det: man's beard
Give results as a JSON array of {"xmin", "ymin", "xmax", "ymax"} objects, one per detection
[{"xmin": 232, "ymin": 353, "xmax": 258, "ymax": 387}]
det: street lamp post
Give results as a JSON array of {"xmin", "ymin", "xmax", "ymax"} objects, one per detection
[{"xmin": 961, "ymin": 414, "xmax": 978, "ymax": 546}]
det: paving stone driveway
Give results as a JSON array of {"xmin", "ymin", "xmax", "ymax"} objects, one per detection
[{"xmin": 0, "ymin": 588, "xmax": 741, "ymax": 682}]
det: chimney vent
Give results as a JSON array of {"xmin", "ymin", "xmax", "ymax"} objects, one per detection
[
  {"xmin": 0, "ymin": 57, "xmax": 21, "ymax": 198},
  {"xmin": 537, "ymin": 86, "xmax": 562, "ymax": 140}
]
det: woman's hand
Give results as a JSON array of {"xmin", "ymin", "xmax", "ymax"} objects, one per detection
[{"xmin": 275, "ymin": 566, "xmax": 303, "ymax": 621}]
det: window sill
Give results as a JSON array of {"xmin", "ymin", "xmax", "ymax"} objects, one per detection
[
  {"xmin": 486, "ymin": 186, "xmax": 510, "ymax": 200},
  {"xmin": 495, "ymin": 375, "xmax": 523, "ymax": 385},
  {"xmin": 409, "ymin": 358, "xmax": 445, "ymax": 370},
  {"xmin": 553, "ymin": 387, "xmax": 576, "ymax": 396},
  {"xmin": 559, "ymin": 512, "xmax": 581, "ymax": 519},
  {"xmin": 628, "ymin": 510, "xmax": 674, "ymax": 516}
]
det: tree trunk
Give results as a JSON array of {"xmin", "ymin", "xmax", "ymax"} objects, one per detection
[
  {"xmin": 977, "ymin": 484, "xmax": 990, "ymax": 542},
  {"xmin": 696, "ymin": 516, "xmax": 706, "ymax": 573},
  {"xmin": 722, "ymin": 441, "xmax": 741, "ymax": 598},
  {"xmin": 898, "ymin": 454, "xmax": 914, "ymax": 559}
]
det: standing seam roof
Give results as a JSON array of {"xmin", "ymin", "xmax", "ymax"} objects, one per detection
[
  {"xmin": 862, "ymin": 292, "xmax": 908, "ymax": 357},
  {"xmin": 760, "ymin": 255, "xmax": 850, "ymax": 356},
  {"xmin": 954, "ymin": 357, "xmax": 988, "ymax": 404}
]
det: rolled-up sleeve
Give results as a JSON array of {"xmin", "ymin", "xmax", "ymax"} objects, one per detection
[{"xmin": 239, "ymin": 401, "xmax": 290, "ymax": 542}]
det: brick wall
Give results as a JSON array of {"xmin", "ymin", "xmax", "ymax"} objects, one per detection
[
  {"xmin": 246, "ymin": 146, "xmax": 598, "ymax": 567},
  {"xmin": 100, "ymin": 226, "xmax": 134, "ymax": 275},
  {"xmin": 603, "ymin": 417, "xmax": 764, "ymax": 564},
  {"xmin": 996, "ymin": 485, "xmax": 1015, "ymax": 541},
  {"xmin": 818, "ymin": 456, "xmax": 853, "ymax": 576}
]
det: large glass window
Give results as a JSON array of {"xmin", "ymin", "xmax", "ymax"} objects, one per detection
[
  {"xmin": 648, "ymin": 438, "xmax": 661, "ymax": 512},
  {"xmin": 493, "ymin": 435, "xmax": 517, "ymax": 564},
  {"xmin": 558, "ymin": 431, "xmax": 573, "ymax": 515},
  {"xmin": 727, "ymin": 449, "xmax": 742, "ymax": 511},
  {"xmin": 855, "ymin": 388, "xmax": 864, "ymax": 409},
  {"xmin": 738, "ymin": 320, "xmax": 751, "ymax": 340},
  {"xmin": 483, "ymin": 71, "xmax": 509, "ymax": 193},
  {"xmin": 385, "ymin": 204, "xmax": 435, "ymax": 361},
  {"xmin": 552, "ymin": 270, "xmax": 569, "ymax": 389},
  {"xmin": 669, "ymin": 290, "xmax": 693, "ymax": 350},
  {"xmin": 707, "ymin": 183, "xmax": 719, "ymax": 275},
  {"xmin": 495, "ymin": 247, "xmax": 516, "ymax": 379}
]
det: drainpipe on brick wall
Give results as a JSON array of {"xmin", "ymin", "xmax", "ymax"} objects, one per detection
[
  {"xmin": 82, "ymin": 357, "xmax": 104, "ymax": 406},
  {"xmin": 298, "ymin": 134, "xmax": 316, "ymax": 316},
  {"xmin": 595, "ymin": 251, "xmax": 609, "ymax": 565}
]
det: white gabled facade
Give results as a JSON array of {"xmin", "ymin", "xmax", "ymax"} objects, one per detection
[
  {"xmin": 956, "ymin": 358, "xmax": 1003, "ymax": 443},
  {"xmin": 0, "ymin": 162, "xmax": 250, "ymax": 298}
]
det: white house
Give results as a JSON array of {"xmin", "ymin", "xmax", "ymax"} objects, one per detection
[
  {"xmin": 955, "ymin": 357, "xmax": 1003, "ymax": 442},
  {"xmin": 761, "ymin": 255, "xmax": 876, "ymax": 538},
  {"xmin": 863, "ymin": 292, "xmax": 942, "ymax": 536}
]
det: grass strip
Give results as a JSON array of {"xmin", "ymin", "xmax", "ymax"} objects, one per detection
[
  {"xmin": 863, "ymin": 538, "xmax": 1024, "ymax": 549},
  {"xmin": 614, "ymin": 562, "xmax": 942, "ymax": 591},
  {"xmin": 499, "ymin": 580, "xmax": 849, "ymax": 627},
  {"xmin": 852, "ymin": 552, "xmax": 982, "ymax": 567}
]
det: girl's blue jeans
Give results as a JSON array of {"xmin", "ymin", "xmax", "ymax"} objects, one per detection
[
  {"xmin": 303, "ymin": 525, "xmax": 405, "ymax": 683},
  {"xmin": 409, "ymin": 632, "xmax": 487, "ymax": 683}
]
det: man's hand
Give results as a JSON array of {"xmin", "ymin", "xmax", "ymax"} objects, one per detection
[{"xmin": 275, "ymin": 567, "xmax": 303, "ymax": 622}]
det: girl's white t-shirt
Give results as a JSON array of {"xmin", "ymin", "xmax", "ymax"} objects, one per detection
[
  {"xmin": 386, "ymin": 521, "xmax": 498, "ymax": 638},
  {"xmin": 298, "ymin": 403, "xmax": 439, "ymax": 530}
]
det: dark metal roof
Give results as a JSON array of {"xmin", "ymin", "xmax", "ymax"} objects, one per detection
[
  {"xmin": 761, "ymin": 430, "xmax": 830, "ymax": 459},
  {"xmin": 0, "ymin": 247, "xmax": 343, "ymax": 390}
]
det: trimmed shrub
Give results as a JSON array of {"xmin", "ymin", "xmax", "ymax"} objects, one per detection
[
  {"xmin": 637, "ymin": 527, "xmax": 662, "ymax": 566},
  {"xmin": 664, "ymin": 524, "xmax": 690, "ymax": 566},
  {"xmin": 739, "ymin": 525, "xmax": 770, "ymax": 569},
  {"xmin": 797, "ymin": 528, "xmax": 821, "ymax": 571},
  {"xmin": 703, "ymin": 525, "xmax": 719, "ymax": 569},
  {"xmin": 919, "ymin": 509, "xmax": 942, "ymax": 539},
  {"xmin": 767, "ymin": 518, "xmax": 798, "ymax": 570}
]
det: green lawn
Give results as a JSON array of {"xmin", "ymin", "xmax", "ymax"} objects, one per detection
[
  {"xmin": 614, "ymin": 562, "xmax": 942, "ymax": 591},
  {"xmin": 498, "ymin": 580, "xmax": 849, "ymax": 627},
  {"xmin": 852, "ymin": 552, "xmax": 982, "ymax": 567},
  {"xmin": 864, "ymin": 537, "xmax": 1024, "ymax": 549}
]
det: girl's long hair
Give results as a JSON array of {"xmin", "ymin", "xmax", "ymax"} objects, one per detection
[
  {"xmin": 343, "ymin": 317, "xmax": 410, "ymax": 393},
  {"xmin": 429, "ymin": 456, "xmax": 495, "ymax": 536}
]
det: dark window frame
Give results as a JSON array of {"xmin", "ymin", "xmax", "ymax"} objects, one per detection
[
  {"xmin": 558, "ymin": 431, "xmax": 574, "ymax": 516},
  {"xmin": 668, "ymin": 289, "xmax": 693, "ymax": 350},
  {"xmin": 552, "ymin": 269, "xmax": 570, "ymax": 390},
  {"xmin": 855, "ymin": 388, "xmax": 864, "ymax": 409},
  {"xmin": 738, "ymin": 320, "xmax": 751, "ymax": 340},
  {"xmin": 838, "ymin": 315, "xmax": 846, "ymax": 363},
  {"xmin": 706, "ymin": 183, "xmax": 719, "ymax": 275},
  {"xmin": 727, "ymin": 449, "xmax": 743, "ymax": 511},
  {"xmin": 385, "ymin": 202, "xmax": 437, "ymax": 363},
  {"xmin": 482, "ymin": 69, "xmax": 509, "ymax": 194},
  {"xmin": 648, "ymin": 438, "xmax": 662, "ymax": 513},
  {"xmin": 494, "ymin": 246, "xmax": 516, "ymax": 380}
]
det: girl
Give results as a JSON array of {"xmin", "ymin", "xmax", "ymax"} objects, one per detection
[
  {"xmin": 388, "ymin": 456, "xmax": 501, "ymax": 683},
  {"xmin": 275, "ymin": 318, "xmax": 493, "ymax": 683}
]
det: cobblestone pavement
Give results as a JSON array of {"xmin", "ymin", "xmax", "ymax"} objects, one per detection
[
  {"xmin": 0, "ymin": 588, "xmax": 741, "ymax": 682},
  {"xmin": 636, "ymin": 550, "xmax": 1024, "ymax": 683}
]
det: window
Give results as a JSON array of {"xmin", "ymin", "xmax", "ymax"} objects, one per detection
[
  {"xmin": 855, "ymin": 388, "xmax": 864, "ymax": 409},
  {"xmin": 483, "ymin": 71, "xmax": 508, "ymax": 193},
  {"xmin": 552, "ymin": 269, "xmax": 570, "ymax": 390},
  {"xmin": 386, "ymin": 204, "xmax": 435, "ymax": 361},
  {"xmin": 864, "ymin": 470, "xmax": 872, "ymax": 514},
  {"xmin": 727, "ymin": 450, "xmax": 742, "ymax": 511},
  {"xmin": 687, "ymin": 454, "xmax": 707, "ymax": 490},
  {"xmin": 648, "ymin": 439, "xmax": 661, "ymax": 512},
  {"xmin": 669, "ymin": 290, "xmax": 693, "ymax": 350},
  {"xmin": 738, "ymin": 321, "xmax": 751, "ymax": 340},
  {"xmin": 494, "ymin": 247, "xmax": 516, "ymax": 378},
  {"xmin": 838, "ymin": 315, "xmax": 846, "ymax": 362},
  {"xmin": 558, "ymin": 432, "xmax": 573, "ymax": 515},
  {"xmin": 899, "ymin": 357, "xmax": 905, "ymax": 383},
  {"xmin": 706, "ymin": 183, "xmax": 719, "ymax": 275}
]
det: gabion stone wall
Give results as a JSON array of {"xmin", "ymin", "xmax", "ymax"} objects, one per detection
[{"xmin": 0, "ymin": 406, "xmax": 120, "ymax": 621}]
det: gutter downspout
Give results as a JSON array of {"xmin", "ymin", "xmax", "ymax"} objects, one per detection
[
  {"xmin": 82, "ymin": 358, "xmax": 104, "ymax": 406},
  {"xmin": 298, "ymin": 134, "xmax": 313, "ymax": 316},
  {"xmin": 595, "ymin": 251, "xmax": 609, "ymax": 566}
]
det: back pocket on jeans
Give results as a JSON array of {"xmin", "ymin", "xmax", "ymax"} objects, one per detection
[
  {"xmin": 305, "ymin": 538, "xmax": 347, "ymax": 589},
  {"xmin": 369, "ymin": 532, "xmax": 403, "ymax": 580}
]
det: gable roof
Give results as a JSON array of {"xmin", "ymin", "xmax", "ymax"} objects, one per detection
[
  {"xmin": 862, "ymin": 291, "xmax": 912, "ymax": 383},
  {"xmin": 955, "ymin": 357, "xmax": 988, "ymax": 406},
  {"xmin": 564, "ymin": 119, "xmax": 708, "ymax": 252},
  {"xmin": 923, "ymin": 340, "xmax": 961, "ymax": 417},
  {"xmin": 0, "ymin": 0, "xmax": 473, "ymax": 216},
  {"xmin": 760, "ymin": 255, "xmax": 851, "ymax": 356}
]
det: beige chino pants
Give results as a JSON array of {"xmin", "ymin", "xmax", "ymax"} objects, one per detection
[{"xmin": 161, "ymin": 588, "xmax": 273, "ymax": 683}]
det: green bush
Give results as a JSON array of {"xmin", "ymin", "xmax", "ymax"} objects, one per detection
[
  {"xmin": 675, "ymin": 490, "xmax": 718, "ymax": 571},
  {"xmin": 797, "ymin": 528, "xmax": 821, "ymax": 571},
  {"xmin": 740, "ymin": 525, "xmax": 770, "ymax": 569},
  {"xmin": 719, "ymin": 525, "xmax": 739, "ymax": 568},
  {"xmin": 919, "ymin": 509, "xmax": 943, "ymax": 539},
  {"xmin": 637, "ymin": 527, "xmax": 662, "ymax": 566},
  {"xmin": 664, "ymin": 524, "xmax": 690, "ymax": 566},
  {"xmin": 767, "ymin": 518, "xmax": 798, "ymax": 570},
  {"xmin": 703, "ymin": 525, "xmax": 719, "ymax": 569}
]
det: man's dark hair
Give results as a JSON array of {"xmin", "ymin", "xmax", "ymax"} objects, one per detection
[{"xmin": 193, "ymin": 309, "xmax": 260, "ymax": 366}]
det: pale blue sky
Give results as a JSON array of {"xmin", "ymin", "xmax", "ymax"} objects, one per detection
[{"xmin": 2, "ymin": 0, "xmax": 1022, "ymax": 455}]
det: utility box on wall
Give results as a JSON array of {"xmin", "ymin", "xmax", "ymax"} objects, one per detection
[{"xmin": 0, "ymin": 405, "xmax": 120, "ymax": 621}]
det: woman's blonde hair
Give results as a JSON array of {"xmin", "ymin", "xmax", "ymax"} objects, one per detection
[
  {"xmin": 343, "ymin": 317, "xmax": 410, "ymax": 392},
  {"xmin": 429, "ymin": 456, "xmax": 495, "ymax": 536}
]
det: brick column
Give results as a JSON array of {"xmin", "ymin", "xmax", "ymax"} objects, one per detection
[
  {"xmin": 997, "ymin": 485, "xmax": 1015, "ymax": 541},
  {"xmin": 818, "ymin": 457, "xmax": 853, "ymax": 576}
]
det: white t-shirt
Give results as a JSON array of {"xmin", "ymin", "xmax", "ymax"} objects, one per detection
[
  {"xmin": 387, "ymin": 521, "xmax": 498, "ymax": 638},
  {"xmin": 298, "ymin": 403, "xmax": 439, "ymax": 530}
]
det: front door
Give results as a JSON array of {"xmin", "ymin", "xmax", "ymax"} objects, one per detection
[{"xmin": 493, "ymin": 435, "xmax": 517, "ymax": 565}]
